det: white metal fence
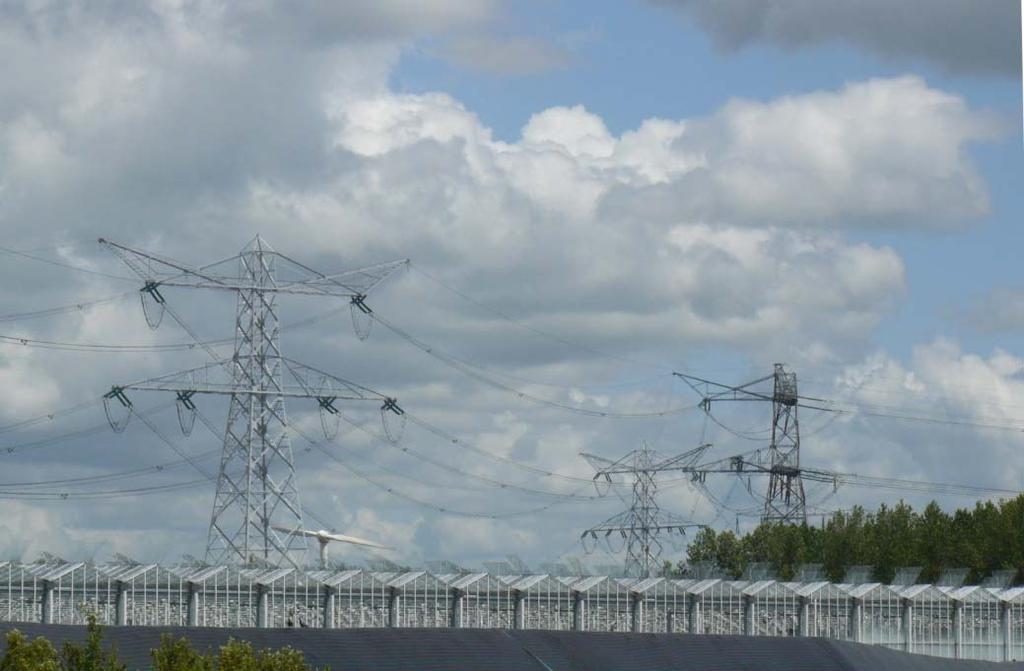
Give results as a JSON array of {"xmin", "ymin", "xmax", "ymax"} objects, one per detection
[{"xmin": 1, "ymin": 561, "xmax": 1022, "ymax": 662}]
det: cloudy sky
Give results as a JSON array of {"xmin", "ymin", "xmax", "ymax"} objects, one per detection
[{"xmin": 0, "ymin": 0, "xmax": 1021, "ymax": 571}]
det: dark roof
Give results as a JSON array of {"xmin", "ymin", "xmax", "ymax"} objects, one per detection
[{"xmin": 1, "ymin": 623, "xmax": 1021, "ymax": 671}]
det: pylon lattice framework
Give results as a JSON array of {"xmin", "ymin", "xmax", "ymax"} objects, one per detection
[
  {"xmin": 580, "ymin": 443, "xmax": 708, "ymax": 578},
  {"xmin": 100, "ymin": 237, "xmax": 407, "ymax": 568},
  {"xmin": 674, "ymin": 364, "xmax": 808, "ymax": 525}
]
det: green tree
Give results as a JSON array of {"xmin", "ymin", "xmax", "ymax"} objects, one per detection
[
  {"xmin": 151, "ymin": 635, "xmax": 212, "ymax": 671},
  {"xmin": 0, "ymin": 630, "xmax": 61, "ymax": 671},
  {"xmin": 61, "ymin": 614, "xmax": 126, "ymax": 671},
  {"xmin": 214, "ymin": 639, "xmax": 309, "ymax": 671}
]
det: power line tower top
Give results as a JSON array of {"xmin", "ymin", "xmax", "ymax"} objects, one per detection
[
  {"xmin": 674, "ymin": 364, "xmax": 807, "ymax": 525},
  {"xmin": 580, "ymin": 443, "xmax": 708, "ymax": 578},
  {"xmin": 100, "ymin": 237, "xmax": 407, "ymax": 568}
]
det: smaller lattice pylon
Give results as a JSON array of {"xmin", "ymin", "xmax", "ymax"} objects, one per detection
[{"xmin": 579, "ymin": 442, "xmax": 709, "ymax": 578}]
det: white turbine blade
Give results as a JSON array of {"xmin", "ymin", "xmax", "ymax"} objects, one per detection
[
  {"xmin": 271, "ymin": 525, "xmax": 321, "ymax": 539},
  {"xmin": 321, "ymin": 531, "xmax": 392, "ymax": 551}
]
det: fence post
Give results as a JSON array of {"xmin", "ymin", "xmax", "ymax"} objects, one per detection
[
  {"xmin": 115, "ymin": 581, "xmax": 128, "ymax": 626},
  {"xmin": 388, "ymin": 586, "xmax": 402, "ymax": 628},
  {"xmin": 630, "ymin": 593, "xmax": 644, "ymax": 633},
  {"xmin": 687, "ymin": 594, "xmax": 702, "ymax": 635},
  {"xmin": 512, "ymin": 590, "xmax": 525, "ymax": 630},
  {"xmin": 41, "ymin": 580, "xmax": 54, "ymax": 624},
  {"xmin": 742, "ymin": 594, "xmax": 754, "ymax": 636},
  {"xmin": 797, "ymin": 596, "xmax": 810, "ymax": 637},
  {"xmin": 953, "ymin": 599, "xmax": 964, "ymax": 659},
  {"xmin": 901, "ymin": 598, "xmax": 914, "ymax": 653},
  {"xmin": 186, "ymin": 582, "xmax": 200, "ymax": 627},
  {"xmin": 1001, "ymin": 601, "xmax": 1012, "ymax": 662},
  {"xmin": 256, "ymin": 584, "xmax": 269, "ymax": 628},
  {"xmin": 449, "ymin": 588, "xmax": 463, "ymax": 629},
  {"xmin": 848, "ymin": 598, "xmax": 862, "ymax": 643},
  {"xmin": 322, "ymin": 587, "xmax": 335, "ymax": 629},
  {"xmin": 572, "ymin": 591, "xmax": 586, "ymax": 632}
]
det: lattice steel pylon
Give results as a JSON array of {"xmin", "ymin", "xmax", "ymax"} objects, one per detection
[
  {"xmin": 763, "ymin": 364, "xmax": 805, "ymax": 524},
  {"xmin": 99, "ymin": 237, "xmax": 407, "ymax": 568},
  {"xmin": 675, "ymin": 364, "xmax": 808, "ymax": 525},
  {"xmin": 580, "ymin": 443, "xmax": 708, "ymax": 578}
]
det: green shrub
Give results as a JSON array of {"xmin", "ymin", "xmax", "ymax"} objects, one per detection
[
  {"xmin": 62, "ymin": 614, "xmax": 125, "ymax": 671},
  {"xmin": 151, "ymin": 635, "xmax": 212, "ymax": 671},
  {"xmin": 151, "ymin": 636, "xmax": 313, "ymax": 671},
  {"xmin": 0, "ymin": 629, "xmax": 61, "ymax": 671}
]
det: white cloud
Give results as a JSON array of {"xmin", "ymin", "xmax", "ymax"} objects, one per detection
[{"xmin": 0, "ymin": 1, "xmax": 1014, "ymax": 567}]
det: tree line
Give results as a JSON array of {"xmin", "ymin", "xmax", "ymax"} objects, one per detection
[{"xmin": 676, "ymin": 494, "xmax": 1024, "ymax": 585}]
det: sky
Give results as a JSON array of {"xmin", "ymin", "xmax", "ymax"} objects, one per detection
[{"xmin": 0, "ymin": 0, "xmax": 1021, "ymax": 572}]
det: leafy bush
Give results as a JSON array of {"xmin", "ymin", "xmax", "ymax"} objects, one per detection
[
  {"xmin": 151, "ymin": 636, "xmax": 313, "ymax": 671},
  {"xmin": 151, "ymin": 635, "xmax": 212, "ymax": 671},
  {"xmin": 0, "ymin": 630, "xmax": 61, "ymax": 671},
  {"xmin": 62, "ymin": 615, "xmax": 126, "ymax": 671},
  {"xmin": 2, "ymin": 617, "xmax": 316, "ymax": 671}
]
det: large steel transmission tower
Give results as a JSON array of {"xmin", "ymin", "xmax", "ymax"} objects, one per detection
[
  {"xmin": 580, "ymin": 443, "xmax": 708, "ymax": 577},
  {"xmin": 763, "ymin": 364, "xmax": 805, "ymax": 524},
  {"xmin": 100, "ymin": 237, "xmax": 406, "ymax": 567},
  {"xmin": 675, "ymin": 364, "xmax": 808, "ymax": 525}
]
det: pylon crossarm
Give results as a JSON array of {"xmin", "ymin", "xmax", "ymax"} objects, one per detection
[
  {"xmin": 101, "ymin": 238, "xmax": 408, "ymax": 297},
  {"xmin": 650, "ymin": 443, "xmax": 712, "ymax": 471},
  {"xmin": 268, "ymin": 253, "xmax": 409, "ymax": 296},
  {"xmin": 99, "ymin": 238, "xmax": 241, "ymax": 289},
  {"xmin": 280, "ymin": 358, "xmax": 390, "ymax": 401},
  {"xmin": 580, "ymin": 451, "xmax": 638, "ymax": 476},
  {"xmin": 674, "ymin": 371, "xmax": 775, "ymax": 404}
]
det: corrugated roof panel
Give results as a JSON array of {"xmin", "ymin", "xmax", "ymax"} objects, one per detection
[
  {"xmin": 630, "ymin": 577, "xmax": 664, "ymax": 594},
  {"xmin": 685, "ymin": 578, "xmax": 722, "ymax": 595},
  {"xmin": 512, "ymin": 575, "xmax": 550, "ymax": 591},
  {"xmin": 794, "ymin": 581, "xmax": 832, "ymax": 598},
  {"xmin": 253, "ymin": 567, "xmax": 293, "ymax": 585},
  {"xmin": 449, "ymin": 572, "xmax": 488, "ymax": 590},
  {"xmin": 388, "ymin": 571, "xmax": 427, "ymax": 589},
  {"xmin": 742, "ymin": 580, "xmax": 777, "ymax": 597},
  {"xmin": 39, "ymin": 562, "xmax": 85, "ymax": 582},
  {"xmin": 573, "ymin": 576, "xmax": 608, "ymax": 593}
]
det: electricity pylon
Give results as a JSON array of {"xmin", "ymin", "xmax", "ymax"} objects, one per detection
[
  {"xmin": 580, "ymin": 443, "xmax": 708, "ymax": 578},
  {"xmin": 675, "ymin": 364, "xmax": 808, "ymax": 525},
  {"xmin": 100, "ymin": 236, "xmax": 407, "ymax": 568}
]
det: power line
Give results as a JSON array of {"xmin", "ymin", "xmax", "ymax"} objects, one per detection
[
  {"xmin": 0, "ymin": 398, "xmax": 103, "ymax": 435},
  {"xmin": 372, "ymin": 311, "xmax": 698, "ymax": 419},
  {"xmin": 331, "ymin": 409, "xmax": 605, "ymax": 500},
  {"xmin": 0, "ymin": 479, "xmax": 210, "ymax": 500},
  {"xmin": 410, "ymin": 263, "xmax": 674, "ymax": 372},
  {"xmin": 0, "ymin": 292, "xmax": 134, "ymax": 322},
  {"xmin": 0, "ymin": 449, "xmax": 220, "ymax": 488},
  {"xmin": 0, "ymin": 403, "xmax": 174, "ymax": 455},
  {"xmin": 0, "ymin": 332, "xmax": 231, "ymax": 353},
  {"xmin": 0, "ymin": 244, "xmax": 137, "ymax": 282},
  {"xmin": 293, "ymin": 423, "xmax": 591, "ymax": 520}
]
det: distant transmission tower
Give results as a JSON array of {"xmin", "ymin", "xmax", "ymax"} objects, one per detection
[
  {"xmin": 675, "ymin": 364, "xmax": 807, "ymax": 525},
  {"xmin": 580, "ymin": 443, "xmax": 708, "ymax": 578},
  {"xmin": 99, "ymin": 237, "xmax": 407, "ymax": 567}
]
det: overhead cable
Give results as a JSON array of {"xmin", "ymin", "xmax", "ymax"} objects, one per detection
[{"xmin": 371, "ymin": 311, "xmax": 698, "ymax": 419}]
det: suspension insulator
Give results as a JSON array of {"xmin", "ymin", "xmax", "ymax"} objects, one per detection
[
  {"xmin": 175, "ymin": 391, "xmax": 197, "ymax": 437},
  {"xmin": 319, "ymin": 397, "xmax": 340, "ymax": 440},
  {"xmin": 350, "ymin": 299, "xmax": 373, "ymax": 341},
  {"xmin": 139, "ymin": 282, "xmax": 166, "ymax": 330},
  {"xmin": 381, "ymin": 406, "xmax": 406, "ymax": 443},
  {"xmin": 102, "ymin": 387, "xmax": 133, "ymax": 433}
]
